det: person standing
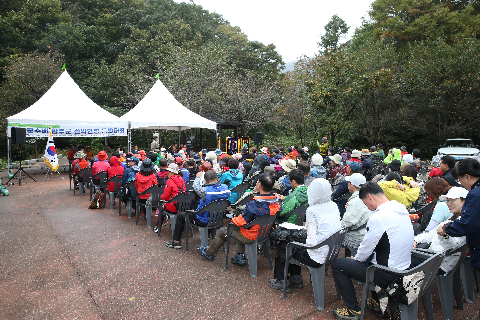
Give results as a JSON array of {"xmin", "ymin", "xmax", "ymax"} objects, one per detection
[
  {"xmin": 151, "ymin": 135, "xmax": 160, "ymax": 153},
  {"xmin": 437, "ymin": 158, "xmax": 480, "ymax": 318}
]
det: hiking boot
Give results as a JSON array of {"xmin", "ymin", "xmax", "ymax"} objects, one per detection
[
  {"xmin": 197, "ymin": 246, "xmax": 215, "ymax": 261},
  {"xmin": 366, "ymin": 298, "xmax": 388, "ymax": 318},
  {"xmin": 231, "ymin": 253, "xmax": 246, "ymax": 265},
  {"xmin": 268, "ymin": 279, "xmax": 291, "ymax": 292},
  {"xmin": 166, "ymin": 240, "xmax": 182, "ymax": 249},
  {"xmin": 332, "ymin": 307, "xmax": 361, "ymax": 320},
  {"xmin": 288, "ymin": 275, "xmax": 304, "ymax": 288}
]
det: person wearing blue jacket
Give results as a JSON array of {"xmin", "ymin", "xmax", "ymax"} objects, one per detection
[
  {"xmin": 166, "ymin": 170, "xmax": 230, "ymax": 249},
  {"xmin": 438, "ymin": 158, "xmax": 480, "ymax": 270},
  {"xmin": 121, "ymin": 155, "xmax": 140, "ymax": 204},
  {"xmin": 219, "ymin": 159, "xmax": 243, "ymax": 204}
]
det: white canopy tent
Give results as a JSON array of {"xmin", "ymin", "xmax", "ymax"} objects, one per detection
[
  {"xmin": 6, "ymin": 70, "xmax": 128, "ymax": 169},
  {"xmin": 119, "ymin": 79, "xmax": 217, "ymax": 151}
]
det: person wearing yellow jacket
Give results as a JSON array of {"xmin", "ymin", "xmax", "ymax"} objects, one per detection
[
  {"xmin": 317, "ymin": 137, "xmax": 329, "ymax": 157},
  {"xmin": 378, "ymin": 173, "xmax": 420, "ymax": 208},
  {"xmin": 383, "ymin": 148, "xmax": 402, "ymax": 165}
]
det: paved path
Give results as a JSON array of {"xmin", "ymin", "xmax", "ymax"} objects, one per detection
[{"xmin": 1, "ymin": 172, "xmax": 479, "ymax": 319}]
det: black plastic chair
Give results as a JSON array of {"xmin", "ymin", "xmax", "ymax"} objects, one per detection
[
  {"xmin": 229, "ymin": 182, "xmax": 250, "ymax": 204},
  {"xmin": 281, "ymin": 204, "xmax": 308, "ymax": 226},
  {"xmin": 90, "ymin": 171, "xmax": 107, "ymax": 201},
  {"xmin": 282, "ymin": 228, "xmax": 347, "ymax": 311},
  {"xmin": 359, "ymin": 251, "xmax": 444, "ymax": 320},
  {"xmin": 158, "ymin": 192, "xmax": 195, "ymax": 237},
  {"xmin": 136, "ymin": 185, "xmax": 165, "ymax": 229},
  {"xmin": 411, "ymin": 201, "xmax": 436, "ymax": 235},
  {"xmin": 184, "ymin": 200, "xmax": 229, "ymax": 251},
  {"xmin": 120, "ymin": 180, "xmax": 136, "ymax": 218},
  {"xmin": 230, "ymin": 193, "xmax": 254, "ymax": 210},
  {"xmin": 73, "ymin": 168, "xmax": 92, "ymax": 196},
  {"xmin": 224, "ymin": 213, "xmax": 277, "ymax": 278},
  {"xmin": 105, "ymin": 175, "xmax": 123, "ymax": 210}
]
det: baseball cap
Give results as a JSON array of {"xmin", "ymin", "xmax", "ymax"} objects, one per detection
[
  {"xmin": 439, "ymin": 187, "xmax": 468, "ymax": 201},
  {"xmin": 345, "ymin": 173, "xmax": 367, "ymax": 188}
]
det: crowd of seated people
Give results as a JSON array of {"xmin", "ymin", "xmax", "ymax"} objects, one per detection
[{"xmin": 69, "ymin": 142, "xmax": 480, "ymax": 320}]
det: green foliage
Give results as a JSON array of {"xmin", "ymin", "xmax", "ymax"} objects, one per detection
[
  {"xmin": 368, "ymin": 0, "xmax": 480, "ymax": 47},
  {"xmin": 318, "ymin": 14, "xmax": 350, "ymax": 53}
]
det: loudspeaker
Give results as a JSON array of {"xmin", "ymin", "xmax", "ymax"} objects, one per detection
[
  {"xmin": 254, "ymin": 132, "xmax": 263, "ymax": 145},
  {"xmin": 11, "ymin": 127, "xmax": 26, "ymax": 144}
]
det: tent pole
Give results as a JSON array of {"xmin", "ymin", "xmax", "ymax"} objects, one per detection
[
  {"xmin": 7, "ymin": 132, "xmax": 12, "ymax": 179},
  {"xmin": 105, "ymin": 137, "xmax": 108, "ymax": 150},
  {"xmin": 127, "ymin": 122, "xmax": 131, "ymax": 153},
  {"xmin": 178, "ymin": 127, "xmax": 181, "ymax": 146}
]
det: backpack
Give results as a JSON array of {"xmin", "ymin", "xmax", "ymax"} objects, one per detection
[
  {"xmin": 375, "ymin": 271, "xmax": 425, "ymax": 318},
  {"xmin": 89, "ymin": 190, "xmax": 104, "ymax": 209}
]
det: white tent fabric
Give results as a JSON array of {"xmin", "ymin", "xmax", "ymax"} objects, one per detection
[
  {"xmin": 120, "ymin": 79, "xmax": 217, "ymax": 130},
  {"xmin": 7, "ymin": 71, "xmax": 128, "ymax": 137}
]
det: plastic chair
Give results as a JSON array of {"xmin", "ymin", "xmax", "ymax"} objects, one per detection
[
  {"xmin": 184, "ymin": 200, "xmax": 229, "ymax": 251},
  {"xmin": 424, "ymin": 243, "xmax": 470, "ymax": 320},
  {"xmin": 359, "ymin": 251, "xmax": 444, "ymax": 320},
  {"xmin": 459, "ymin": 256, "xmax": 476, "ymax": 303},
  {"xmin": 281, "ymin": 204, "xmax": 308, "ymax": 226},
  {"xmin": 135, "ymin": 185, "xmax": 165, "ymax": 228},
  {"xmin": 282, "ymin": 228, "xmax": 347, "ymax": 311},
  {"xmin": 73, "ymin": 168, "xmax": 92, "ymax": 196},
  {"xmin": 158, "ymin": 192, "xmax": 195, "ymax": 237},
  {"xmin": 230, "ymin": 193, "xmax": 254, "ymax": 210},
  {"xmin": 105, "ymin": 175, "xmax": 123, "ymax": 210},
  {"xmin": 90, "ymin": 171, "xmax": 107, "ymax": 201},
  {"xmin": 224, "ymin": 213, "xmax": 277, "ymax": 278},
  {"xmin": 120, "ymin": 180, "xmax": 136, "ymax": 218},
  {"xmin": 229, "ymin": 182, "xmax": 250, "ymax": 204}
]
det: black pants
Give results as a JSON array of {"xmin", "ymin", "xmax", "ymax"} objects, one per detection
[
  {"xmin": 172, "ymin": 211, "xmax": 208, "ymax": 241},
  {"xmin": 274, "ymin": 241, "xmax": 322, "ymax": 281},
  {"xmin": 332, "ymin": 258, "xmax": 398, "ymax": 310}
]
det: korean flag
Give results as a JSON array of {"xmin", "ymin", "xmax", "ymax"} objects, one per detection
[{"xmin": 44, "ymin": 130, "xmax": 59, "ymax": 172}]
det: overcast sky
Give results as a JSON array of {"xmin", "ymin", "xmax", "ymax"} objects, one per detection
[{"xmin": 175, "ymin": 0, "xmax": 374, "ymax": 62}]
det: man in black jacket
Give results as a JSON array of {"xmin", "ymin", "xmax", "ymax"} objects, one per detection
[{"xmin": 440, "ymin": 155, "xmax": 461, "ymax": 187}]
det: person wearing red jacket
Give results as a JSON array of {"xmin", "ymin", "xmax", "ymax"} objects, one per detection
[
  {"xmin": 135, "ymin": 158, "xmax": 158, "ymax": 219},
  {"xmin": 153, "ymin": 163, "xmax": 186, "ymax": 232},
  {"xmin": 106, "ymin": 156, "xmax": 124, "ymax": 192},
  {"xmin": 92, "ymin": 151, "xmax": 110, "ymax": 186},
  {"xmin": 73, "ymin": 151, "xmax": 90, "ymax": 174}
]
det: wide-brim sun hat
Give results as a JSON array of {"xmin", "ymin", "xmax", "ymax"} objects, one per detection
[
  {"xmin": 139, "ymin": 158, "xmax": 153, "ymax": 171},
  {"xmin": 214, "ymin": 149, "xmax": 223, "ymax": 156},
  {"xmin": 280, "ymin": 159, "xmax": 296, "ymax": 172},
  {"xmin": 97, "ymin": 151, "xmax": 107, "ymax": 160},
  {"xmin": 331, "ymin": 154, "xmax": 342, "ymax": 165},
  {"xmin": 74, "ymin": 151, "xmax": 86, "ymax": 159},
  {"xmin": 351, "ymin": 150, "xmax": 361, "ymax": 158},
  {"xmin": 166, "ymin": 163, "xmax": 180, "ymax": 174}
]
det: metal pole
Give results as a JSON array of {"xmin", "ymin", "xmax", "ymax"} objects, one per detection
[
  {"xmin": 128, "ymin": 121, "xmax": 131, "ymax": 153},
  {"xmin": 178, "ymin": 127, "xmax": 181, "ymax": 146},
  {"xmin": 6, "ymin": 125, "xmax": 13, "ymax": 179}
]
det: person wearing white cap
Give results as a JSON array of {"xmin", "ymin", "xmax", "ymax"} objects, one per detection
[
  {"xmin": 341, "ymin": 173, "xmax": 373, "ymax": 257},
  {"xmin": 413, "ymin": 186, "xmax": 468, "ymax": 274},
  {"xmin": 329, "ymin": 154, "xmax": 345, "ymax": 180}
]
